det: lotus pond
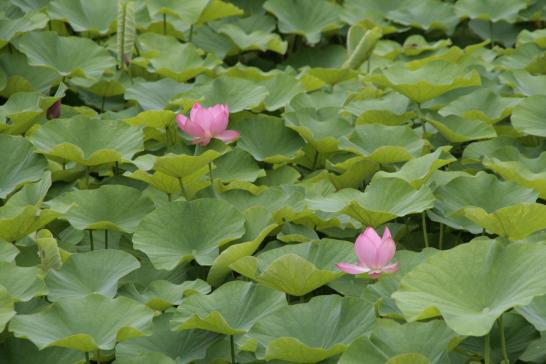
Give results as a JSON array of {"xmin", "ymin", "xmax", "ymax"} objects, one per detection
[{"xmin": 1, "ymin": 0, "xmax": 546, "ymax": 363}]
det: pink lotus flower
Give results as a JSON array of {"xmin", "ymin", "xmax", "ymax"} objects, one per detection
[
  {"xmin": 336, "ymin": 227, "xmax": 399, "ymax": 279},
  {"xmin": 176, "ymin": 103, "xmax": 240, "ymax": 146}
]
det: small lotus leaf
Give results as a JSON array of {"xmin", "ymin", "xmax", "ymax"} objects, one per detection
[
  {"xmin": 125, "ymin": 78, "xmax": 191, "ymax": 110},
  {"xmin": 0, "ymin": 337, "xmax": 83, "ymax": 364},
  {"xmin": 9, "ymin": 294, "xmax": 154, "ymax": 351},
  {"xmin": 511, "ymin": 94, "xmax": 546, "ymax": 137},
  {"xmin": 0, "ymin": 11, "xmax": 48, "ymax": 48},
  {"xmin": 387, "ymin": 0, "xmax": 459, "ymax": 34},
  {"xmin": 0, "ymin": 286, "xmax": 15, "ymax": 334},
  {"xmin": 0, "ymin": 262, "xmax": 47, "ymax": 302},
  {"xmin": 426, "ymin": 113, "xmax": 497, "ymax": 142},
  {"xmin": 454, "ymin": 0, "xmax": 528, "ymax": 22}
]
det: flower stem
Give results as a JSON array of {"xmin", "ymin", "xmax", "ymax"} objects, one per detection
[
  {"xmin": 85, "ymin": 352, "xmax": 90, "ymax": 364},
  {"xmin": 438, "ymin": 223, "xmax": 444, "ymax": 250},
  {"xmin": 104, "ymin": 230, "xmax": 108, "ymax": 249},
  {"xmin": 208, "ymin": 162, "xmax": 214, "ymax": 185},
  {"xmin": 498, "ymin": 316, "xmax": 509, "ymax": 364},
  {"xmin": 483, "ymin": 332, "xmax": 491, "ymax": 364},
  {"xmin": 88, "ymin": 230, "xmax": 94, "ymax": 251},
  {"xmin": 178, "ymin": 178, "xmax": 187, "ymax": 200},
  {"xmin": 421, "ymin": 212, "xmax": 429, "ymax": 248},
  {"xmin": 163, "ymin": 13, "xmax": 167, "ymax": 35},
  {"xmin": 230, "ymin": 335, "xmax": 236, "ymax": 364},
  {"xmin": 188, "ymin": 24, "xmax": 194, "ymax": 42},
  {"xmin": 96, "ymin": 350, "xmax": 101, "ymax": 364},
  {"xmin": 489, "ymin": 21, "xmax": 494, "ymax": 48}
]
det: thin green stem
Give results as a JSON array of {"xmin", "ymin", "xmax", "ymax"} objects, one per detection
[
  {"xmin": 163, "ymin": 13, "xmax": 167, "ymax": 35},
  {"xmin": 167, "ymin": 193, "xmax": 172, "ymax": 202},
  {"xmin": 188, "ymin": 24, "xmax": 194, "ymax": 42},
  {"xmin": 367, "ymin": 58, "xmax": 371, "ymax": 74},
  {"xmin": 498, "ymin": 316, "xmax": 509, "ymax": 364},
  {"xmin": 85, "ymin": 352, "xmax": 90, "ymax": 364},
  {"xmin": 104, "ymin": 230, "xmax": 108, "ymax": 249},
  {"xmin": 101, "ymin": 95, "xmax": 105, "ymax": 113},
  {"xmin": 483, "ymin": 332, "xmax": 491, "ymax": 364},
  {"xmin": 438, "ymin": 223, "xmax": 444, "ymax": 250},
  {"xmin": 178, "ymin": 178, "xmax": 187, "ymax": 200},
  {"xmin": 89, "ymin": 230, "xmax": 94, "ymax": 251},
  {"xmin": 96, "ymin": 350, "xmax": 101, "ymax": 364},
  {"xmin": 489, "ymin": 21, "xmax": 494, "ymax": 48},
  {"xmin": 421, "ymin": 212, "xmax": 429, "ymax": 248},
  {"xmin": 208, "ymin": 162, "xmax": 214, "ymax": 185},
  {"xmin": 230, "ymin": 335, "xmax": 236, "ymax": 364}
]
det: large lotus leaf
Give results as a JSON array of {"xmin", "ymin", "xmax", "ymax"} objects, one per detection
[
  {"xmin": 342, "ymin": 92, "xmax": 415, "ymax": 126},
  {"xmin": 29, "ymin": 116, "xmax": 144, "ymax": 166},
  {"xmin": 263, "ymin": 0, "xmax": 342, "ymax": 45},
  {"xmin": 0, "ymin": 240, "xmax": 18, "ymax": 263},
  {"xmin": 207, "ymin": 207, "xmax": 278, "ymax": 286},
  {"xmin": 217, "ymin": 14, "xmax": 287, "ymax": 54},
  {"xmin": 230, "ymin": 239, "xmax": 354, "ymax": 296},
  {"xmin": 386, "ymin": 0, "xmax": 459, "ymax": 34},
  {"xmin": 48, "ymin": 0, "xmax": 117, "ymax": 34},
  {"xmin": 0, "ymin": 286, "xmax": 15, "ymax": 333},
  {"xmin": 0, "ymin": 53, "xmax": 61, "ymax": 96},
  {"xmin": 373, "ymin": 148, "xmax": 456, "ymax": 188},
  {"xmin": 116, "ymin": 313, "xmax": 222, "ymax": 364},
  {"xmin": 0, "ymin": 11, "xmax": 48, "ymax": 48},
  {"xmin": 213, "ymin": 148, "xmax": 265, "ymax": 182},
  {"xmin": 463, "ymin": 203, "xmax": 546, "ymax": 240},
  {"xmin": 483, "ymin": 150, "xmax": 546, "ymax": 198},
  {"xmin": 175, "ymin": 76, "xmax": 268, "ymax": 113},
  {"xmin": 426, "ymin": 113, "xmax": 497, "ymax": 142},
  {"xmin": 499, "ymin": 70, "xmax": 546, "ymax": 96},
  {"xmin": 454, "ymin": 0, "xmax": 527, "ymax": 22},
  {"xmin": 511, "ymin": 95, "xmax": 546, "ymax": 137},
  {"xmin": 0, "ymin": 204, "xmax": 64, "ymax": 242},
  {"xmin": 13, "ymin": 31, "xmax": 115, "ymax": 78},
  {"xmin": 9, "ymin": 294, "xmax": 154, "ymax": 351},
  {"xmin": 430, "ymin": 172, "xmax": 538, "ymax": 234},
  {"xmin": 133, "ymin": 199, "xmax": 245, "ymax": 269},
  {"xmin": 283, "ymin": 107, "xmax": 353, "ymax": 153},
  {"xmin": 0, "ymin": 336, "xmax": 83, "ymax": 364},
  {"xmin": 248, "ymin": 295, "xmax": 376, "ymax": 362},
  {"xmin": 339, "ymin": 319, "xmax": 458, "ymax": 364},
  {"xmin": 120, "ymin": 279, "xmax": 210, "ymax": 311},
  {"xmin": 10, "ymin": 0, "xmax": 52, "ymax": 11},
  {"xmin": 49, "ymin": 185, "xmax": 154, "ymax": 233},
  {"xmin": 0, "ymin": 135, "xmax": 47, "ymax": 199},
  {"xmin": 339, "ymin": 124, "xmax": 425, "ymax": 164},
  {"xmin": 0, "ymin": 91, "xmax": 61, "ymax": 134},
  {"xmin": 393, "ymin": 239, "xmax": 546, "ymax": 336},
  {"xmin": 134, "ymin": 33, "xmax": 219, "ymax": 82},
  {"xmin": 231, "ymin": 113, "xmax": 305, "ymax": 163},
  {"xmin": 172, "ymin": 281, "xmax": 286, "ymax": 335},
  {"xmin": 260, "ymin": 71, "xmax": 305, "ymax": 111},
  {"xmin": 45, "ymin": 250, "xmax": 140, "ymax": 301},
  {"xmin": 0, "ymin": 262, "xmax": 47, "ymax": 302},
  {"xmin": 368, "ymin": 61, "xmax": 481, "ymax": 104},
  {"xmin": 438, "ymin": 88, "xmax": 521, "ymax": 124},
  {"xmin": 125, "ymin": 78, "xmax": 191, "ymax": 110},
  {"xmin": 147, "ymin": 149, "xmax": 222, "ymax": 180}
]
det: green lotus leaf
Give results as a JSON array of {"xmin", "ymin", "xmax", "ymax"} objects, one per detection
[
  {"xmin": 0, "ymin": 262, "xmax": 47, "ymax": 302},
  {"xmin": 263, "ymin": 0, "xmax": 342, "ymax": 45},
  {"xmin": 0, "ymin": 337, "xmax": 83, "ymax": 364},
  {"xmin": 277, "ymin": 222, "xmax": 319, "ymax": 243},
  {"xmin": 0, "ymin": 135, "xmax": 47, "ymax": 200},
  {"xmin": 145, "ymin": 0, "xmax": 208, "ymax": 21},
  {"xmin": 339, "ymin": 124, "xmax": 425, "ymax": 164},
  {"xmin": 284, "ymin": 107, "xmax": 353, "ymax": 153},
  {"xmin": 36, "ymin": 229, "xmax": 62, "ymax": 272},
  {"xmin": 120, "ymin": 279, "xmax": 210, "ymax": 311},
  {"xmin": 0, "ymin": 240, "xmax": 18, "ymax": 263},
  {"xmin": 342, "ymin": 178, "xmax": 435, "ymax": 227},
  {"xmin": 49, "ymin": 185, "xmax": 154, "ymax": 233},
  {"xmin": 483, "ymin": 150, "xmax": 546, "ymax": 199},
  {"xmin": 9, "ymin": 294, "xmax": 154, "ymax": 351},
  {"xmin": 125, "ymin": 78, "xmax": 190, "ymax": 110},
  {"xmin": 0, "ymin": 204, "xmax": 64, "ymax": 242},
  {"xmin": 462, "ymin": 203, "xmax": 546, "ymax": 240},
  {"xmin": 0, "ymin": 285, "xmax": 15, "ymax": 333},
  {"xmin": 373, "ymin": 148, "xmax": 456, "ymax": 188},
  {"xmin": 213, "ymin": 148, "xmax": 265, "ymax": 182},
  {"xmin": 394, "ymin": 239, "xmax": 546, "ymax": 336},
  {"xmin": 248, "ymin": 295, "xmax": 376, "ymax": 362},
  {"xmin": 460, "ymin": 136, "xmax": 531, "ymax": 164},
  {"xmin": 0, "ymin": 91, "xmax": 62, "ymax": 134},
  {"xmin": 500, "ymin": 70, "xmax": 546, "ymax": 97},
  {"xmin": 125, "ymin": 170, "xmax": 181, "ymax": 195},
  {"xmin": 133, "ymin": 33, "xmax": 219, "ymax": 82},
  {"xmin": 48, "ymin": 0, "xmax": 118, "ymax": 34},
  {"xmin": 340, "ymin": 0, "xmax": 399, "ymax": 28},
  {"xmin": 426, "ymin": 113, "xmax": 497, "ymax": 142},
  {"xmin": 29, "ymin": 116, "xmax": 144, "ymax": 166},
  {"xmin": 0, "ymin": 10, "xmax": 48, "ymax": 48},
  {"xmin": 150, "ymin": 149, "xmax": 222, "ymax": 179},
  {"xmin": 261, "ymin": 72, "xmax": 305, "ymax": 111},
  {"xmin": 217, "ymin": 14, "xmax": 287, "ymax": 54},
  {"xmin": 430, "ymin": 172, "xmax": 538, "ymax": 234},
  {"xmin": 207, "ymin": 206, "xmax": 277, "ymax": 286},
  {"xmin": 172, "ymin": 280, "xmax": 286, "ymax": 335},
  {"xmin": 175, "ymin": 76, "xmax": 268, "ymax": 112},
  {"xmin": 133, "ymin": 199, "xmax": 245, "ymax": 269},
  {"xmin": 368, "ymin": 61, "xmax": 481, "ymax": 104},
  {"xmin": 230, "ymin": 239, "xmax": 354, "ymax": 296},
  {"xmin": 454, "ymin": 0, "xmax": 527, "ymax": 22},
  {"xmin": 342, "ymin": 92, "xmax": 415, "ymax": 126},
  {"xmin": 13, "ymin": 31, "xmax": 115, "ymax": 78},
  {"xmin": 231, "ymin": 113, "xmax": 305, "ymax": 163},
  {"xmin": 386, "ymin": 0, "xmax": 459, "ymax": 34},
  {"xmin": 0, "ymin": 53, "xmax": 61, "ymax": 96},
  {"xmin": 45, "ymin": 250, "xmax": 140, "ymax": 301},
  {"xmin": 339, "ymin": 319, "xmax": 457, "ymax": 364},
  {"xmin": 438, "ymin": 88, "xmax": 521, "ymax": 124},
  {"xmin": 120, "ymin": 253, "xmax": 188, "ymax": 288},
  {"xmin": 10, "ymin": 0, "xmax": 52, "ymax": 11},
  {"xmin": 116, "ymin": 313, "xmax": 222, "ymax": 363},
  {"xmin": 511, "ymin": 95, "xmax": 546, "ymax": 137}
]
